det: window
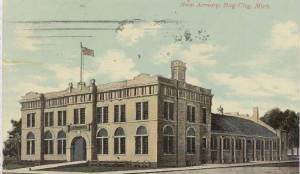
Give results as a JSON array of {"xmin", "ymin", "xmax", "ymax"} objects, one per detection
[
  {"xmin": 44, "ymin": 131, "xmax": 53, "ymax": 154},
  {"xmin": 136, "ymin": 103, "xmax": 141, "ymax": 120},
  {"xmin": 74, "ymin": 108, "xmax": 85, "ymax": 124},
  {"xmin": 58, "ymin": 111, "xmax": 66, "ymax": 126},
  {"xmin": 143, "ymin": 102, "xmax": 149, "ymax": 119},
  {"xmin": 186, "ymin": 128, "xmax": 196, "ymax": 154},
  {"xmin": 96, "ymin": 129, "xmax": 108, "ymax": 154},
  {"xmin": 211, "ymin": 137, "xmax": 217, "ymax": 150},
  {"xmin": 246, "ymin": 140, "xmax": 252, "ymax": 150},
  {"xmin": 136, "ymin": 102, "xmax": 149, "ymax": 120},
  {"xmin": 265, "ymin": 141, "xmax": 270, "ymax": 150},
  {"xmin": 163, "ymin": 126, "xmax": 174, "ymax": 154},
  {"xmin": 187, "ymin": 106, "xmax": 195, "ymax": 122},
  {"xmin": 26, "ymin": 132, "xmax": 35, "ymax": 155},
  {"xmin": 44, "ymin": 112, "xmax": 54, "ymax": 127},
  {"xmin": 114, "ymin": 105, "xmax": 126, "ymax": 122},
  {"xmin": 114, "ymin": 105, "xmax": 119, "ymax": 122},
  {"xmin": 135, "ymin": 126, "xmax": 148, "ymax": 154},
  {"xmin": 27, "ymin": 113, "xmax": 35, "ymax": 128},
  {"xmin": 223, "ymin": 138, "xmax": 230, "ymax": 150},
  {"xmin": 236, "ymin": 139, "xmax": 242, "ymax": 150},
  {"xmin": 57, "ymin": 131, "xmax": 66, "ymax": 154},
  {"xmin": 164, "ymin": 102, "xmax": 174, "ymax": 120},
  {"xmin": 202, "ymin": 108, "xmax": 207, "ymax": 124},
  {"xmin": 114, "ymin": 127, "xmax": 125, "ymax": 154},
  {"xmin": 256, "ymin": 140, "xmax": 261, "ymax": 150},
  {"xmin": 120, "ymin": 105, "xmax": 125, "ymax": 122},
  {"xmin": 201, "ymin": 137, "xmax": 207, "ymax": 150},
  {"xmin": 273, "ymin": 141, "xmax": 277, "ymax": 150},
  {"xmin": 96, "ymin": 106, "xmax": 108, "ymax": 124}
]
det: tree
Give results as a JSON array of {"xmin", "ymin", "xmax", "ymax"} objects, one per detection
[
  {"xmin": 3, "ymin": 119, "xmax": 22, "ymax": 161},
  {"xmin": 260, "ymin": 108, "xmax": 299, "ymax": 155}
]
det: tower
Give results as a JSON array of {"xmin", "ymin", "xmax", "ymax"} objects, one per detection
[{"xmin": 171, "ymin": 60, "xmax": 186, "ymax": 82}]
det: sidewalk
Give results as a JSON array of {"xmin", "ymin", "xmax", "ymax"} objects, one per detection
[{"xmin": 3, "ymin": 160, "xmax": 298, "ymax": 174}]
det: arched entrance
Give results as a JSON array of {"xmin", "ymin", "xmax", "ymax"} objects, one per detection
[{"xmin": 71, "ymin": 137, "xmax": 86, "ymax": 161}]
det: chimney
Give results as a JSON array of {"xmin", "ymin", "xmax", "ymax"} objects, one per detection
[
  {"xmin": 171, "ymin": 60, "xmax": 186, "ymax": 81},
  {"xmin": 252, "ymin": 107, "xmax": 259, "ymax": 121}
]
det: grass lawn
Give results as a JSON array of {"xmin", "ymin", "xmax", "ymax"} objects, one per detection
[
  {"xmin": 45, "ymin": 164, "xmax": 152, "ymax": 173},
  {"xmin": 3, "ymin": 160, "xmax": 65, "ymax": 170},
  {"xmin": 44, "ymin": 162, "xmax": 299, "ymax": 173},
  {"xmin": 3, "ymin": 161, "xmax": 37, "ymax": 170}
]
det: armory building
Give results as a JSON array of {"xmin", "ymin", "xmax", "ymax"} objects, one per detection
[{"xmin": 20, "ymin": 60, "xmax": 287, "ymax": 167}]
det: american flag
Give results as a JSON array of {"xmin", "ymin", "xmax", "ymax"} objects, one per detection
[{"xmin": 82, "ymin": 47, "xmax": 94, "ymax": 56}]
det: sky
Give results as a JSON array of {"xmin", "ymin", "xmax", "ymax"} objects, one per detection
[{"xmin": 2, "ymin": 0, "xmax": 300, "ymax": 139}]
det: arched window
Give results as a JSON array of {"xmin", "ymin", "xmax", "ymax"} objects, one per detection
[
  {"xmin": 96, "ymin": 129, "xmax": 108, "ymax": 154},
  {"xmin": 186, "ymin": 128, "xmax": 196, "ymax": 154},
  {"xmin": 26, "ymin": 132, "xmax": 35, "ymax": 155},
  {"xmin": 44, "ymin": 131, "xmax": 53, "ymax": 154},
  {"xmin": 114, "ymin": 127, "xmax": 125, "ymax": 154},
  {"xmin": 135, "ymin": 126, "xmax": 148, "ymax": 154},
  {"xmin": 163, "ymin": 126, "xmax": 174, "ymax": 154},
  {"xmin": 211, "ymin": 136, "xmax": 217, "ymax": 150},
  {"xmin": 223, "ymin": 138, "xmax": 230, "ymax": 150},
  {"xmin": 256, "ymin": 140, "xmax": 261, "ymax": 150},
  {"xmin": 57, "ymin": 131, "xmax": 66, "ymax": 155}
]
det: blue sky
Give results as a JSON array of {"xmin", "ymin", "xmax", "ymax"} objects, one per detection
[{"xmin": 2, "ymin": 0, "xmax": 300, "ymax": 139}]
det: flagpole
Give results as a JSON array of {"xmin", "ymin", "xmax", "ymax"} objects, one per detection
[{"xmin": 80, "ymin": 42, "xmax": 83, "ymax": 83}]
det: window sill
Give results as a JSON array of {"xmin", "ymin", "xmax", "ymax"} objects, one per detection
[
  {"xmin": 186, "ymin": 153, "xmax": 196, "ymax": 155},
  {"xmin": 163, "ymin": 153, "xmax": 176, "ymax": 155},
  {"xmin": 162, "ymin": 119, "xmax": 175, "ymax": 122},
  {"xmin": 97, "ymin": 122, "xmax": 109, "ymax": 124}
]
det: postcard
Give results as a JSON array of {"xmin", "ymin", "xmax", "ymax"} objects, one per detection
[{"xmin": 1, "ymin": 0, "xmax": 299, "ymax": 173}]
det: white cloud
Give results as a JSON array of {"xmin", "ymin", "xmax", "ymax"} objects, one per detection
[
  {"xmin": 212, "ymin": 98, "xmax": 252, "ymax": 115},
  {"xmin": 94, "ymin": 49, "xmax": 139, "ymax": 81},
  {"xmin": 212, "ymin": 98, "xmax": 275, "ymax": 117},
  {"xmin": 11, "ymin": 81, "xmax": 59, "ymax": 94},
  {"xmin": 186, "ymin": 74, "xmax": 202, "ymax": 86},
  {"xmin": 155, "ymin": 43, "xmax": 218, "ymax": 67},
  {"xmin": 181, "ymin": 43, "xmax": 217, "ymax": 65},
  {"xmin": 211, "ymin": 72, "xmax": 300, "ymax": 99},
  {"xmin": 46, "ymin": 64, "xmax": 94, "ymax": 86},
  {"xmin": 269, "ymin": 21, "xmax": 300, "ymax": 49},
  {"xmin": 155, "ymin": 43, "xmax": 181, "ymax": 63},
  {"xmin": 213, "ymin": 97, "xmax": 299, "ymax": 117},
  {"xmin": 116, "ymin": 22, "xmax": 162, "ymax": 46},
  {"xmin": 14, "ymin": 24, "xmax": 41, "ymax": 51}
]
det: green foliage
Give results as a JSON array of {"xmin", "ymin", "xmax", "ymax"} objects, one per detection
[
  {"xmin": 260, "ymin": 108, "xmax": 299, "ymax": 149},
  {"xmin": 3, "ymin": 119, "xmax": 22, "ymax": 160}
]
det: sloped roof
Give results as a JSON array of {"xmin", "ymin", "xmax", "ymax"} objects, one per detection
[{"xmin": 211, "ymin": 113, "xmax": 277, "ymax": 138}]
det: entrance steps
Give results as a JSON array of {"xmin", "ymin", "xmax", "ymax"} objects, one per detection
[{"xmin": 29, "ymin": 160, "xmax": 87, "ymax": 171}]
